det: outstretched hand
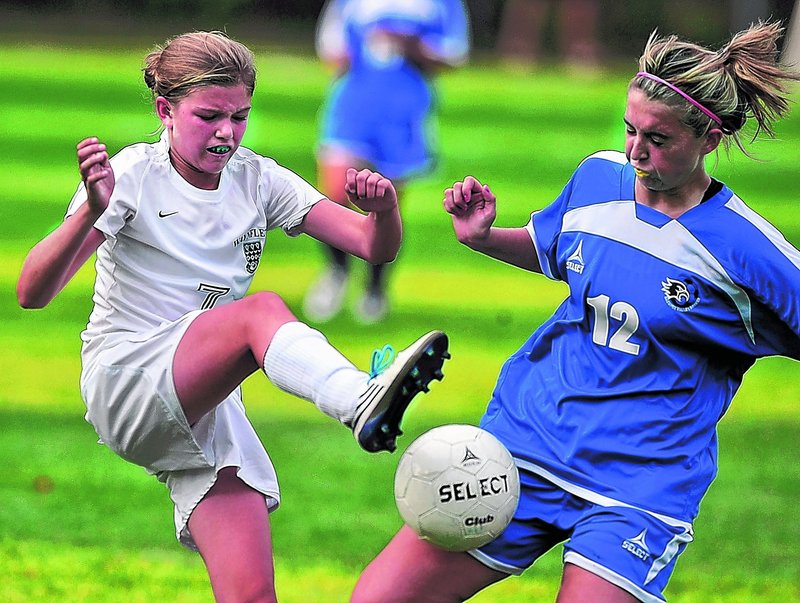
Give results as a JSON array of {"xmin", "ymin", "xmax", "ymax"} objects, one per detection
[
  {"xmin": 77, "ymin": 137, "xmax": 115, "ymax": 215},
  {"xmin": 443, "ymin": 176, "xmax": 497, "ymax": 245},
  {"xmin": 345, "ymin": 168, "xmax": 398, "ymax": 214}
]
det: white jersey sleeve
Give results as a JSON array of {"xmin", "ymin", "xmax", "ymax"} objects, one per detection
[
  {"xmin": 65, "ymin": 143, "xmax": 148, "ymax": 234},
  {"xmin": 240, "ymin": 148, "xmax": 323, "ymax": 235}
]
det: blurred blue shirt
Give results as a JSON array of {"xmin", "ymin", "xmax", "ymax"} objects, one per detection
[{"xmin": 316, "ymin": 0, "xmax": 469, "ymax": 179}]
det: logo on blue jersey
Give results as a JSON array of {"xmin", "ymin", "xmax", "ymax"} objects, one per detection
[
  {"xmin": 661, "ymin": 277, "xmax": 699, "ymax": 312},
  {"xmin": 622, "ymin": 529, "xmax": 651, "ymax": 561},
  {"xmin": 566, "ymin": 241, "xmax": 585, "ymax": 274}
]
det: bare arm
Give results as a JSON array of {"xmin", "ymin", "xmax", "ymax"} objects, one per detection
[
  {"xmin": 392, "ymin": 33, "xmax": 457, "ymax": 75},
  {"xmin": 17, "ymin": 209, "xmax": 105, "ymax": 308},
  {"xmin": 299, "ymin": 168, "xmax": 402, "ymax": 264},
  {"xmin": 443, "ymin": 176, "xmax": 541, "ymax": 273},
  {"xmin": 17, "ymin": 137, "xmax": 113, "ymax": 308}
]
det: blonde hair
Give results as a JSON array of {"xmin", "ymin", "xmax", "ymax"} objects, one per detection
[
  {"xmin": 634, "ymin": 21, "xmax": 800, "ymax": 153},
  {"xmin": 143, "ymin": 31, "xmax": 256, "ymax": 102}
]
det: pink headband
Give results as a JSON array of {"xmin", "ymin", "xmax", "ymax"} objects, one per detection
[{"xmin": 636, "ymin": 71, "xmax": 722, "ymax": 125}]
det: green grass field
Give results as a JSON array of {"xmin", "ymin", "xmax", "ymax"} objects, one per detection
[{"xmin": 1, "ymin": 40, "xmax": 799, "ymax": 602}]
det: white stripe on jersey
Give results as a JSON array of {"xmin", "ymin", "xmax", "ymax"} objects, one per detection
[
  {"xmin": 524, "ymin": 217, "xmax": 550, "ymax": 278},
  {"xmin": 581, "ymin": 149, "xmax": 627, "ymax": 166},
  {"xmin": 562, "ymin": 200, "xmax": 755, "ymax": 343},
  {"xmin": 515, "ymin": 458, "xmax": 694, "ymax": 531},
  {"xmin": 725, "ymin": 195, "xmax": 800, "ymax": 270}
]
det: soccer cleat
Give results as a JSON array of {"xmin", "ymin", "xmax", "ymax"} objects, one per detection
[
  {"xmin": 352, "ymin": 331, "xmax": 450, "ymax": 453},
  {"xmin": 303, "ymin": 266, "xmax": 348, "ymax": 322}
]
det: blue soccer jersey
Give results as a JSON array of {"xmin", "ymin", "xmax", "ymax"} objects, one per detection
[
  {"xmin": 482, "ymin": 151, "xmax": 800, "ymax": 525},
  {"xmin": 316, "ymin": 0, "xmax": 469, "ymax": 179}
]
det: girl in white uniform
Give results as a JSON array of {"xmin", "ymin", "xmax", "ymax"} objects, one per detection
[{"xmin": 16, "ymin": 31, "xmax": 449, "ymax": 602}]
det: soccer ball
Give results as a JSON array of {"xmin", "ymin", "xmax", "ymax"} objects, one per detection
[{"xmin": 394, "ymin": 424, "xmax": 520, "ymax": 552}]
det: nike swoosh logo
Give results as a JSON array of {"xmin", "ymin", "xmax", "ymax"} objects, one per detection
[{"xmin": 158, "ymin": 210, "xmax": 179, "ymax": 218}]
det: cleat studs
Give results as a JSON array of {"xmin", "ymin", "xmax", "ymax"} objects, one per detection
[
  {"xmin": 434, "ymin": 370, "xmax": 444, "ymax": 380},
  {"xmin": 442, "ymin": 352, "xmax": 451, "ymax": 359},
  {"xmin": 411, "ymin": 367, "xmax": 421, "ymax": 378}
]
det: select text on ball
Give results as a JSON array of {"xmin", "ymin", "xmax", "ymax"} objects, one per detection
[{"xmin": 438, "ymin": 474, "xmax": 510, "ymax": 503}]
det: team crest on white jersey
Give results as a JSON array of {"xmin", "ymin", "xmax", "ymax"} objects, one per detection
[
  {"xmin": 243, "ymin": 241, "xmax": 262, "ymax": 274},
  {"xmin": 661, "ymin": 277, "xmax": 699, "ymax": 312},
  {"xmin": 566, "ymin": 241, "xmax": 585, "ymax": 274},
  {"xmin": 234, "ymin": 227, "xmax": 266, "ymax": 274}
]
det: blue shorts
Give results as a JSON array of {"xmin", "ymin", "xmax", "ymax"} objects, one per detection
[
  {"xmin": 468, "ymin": 469, "xmax": 694, "ymax": 603},
  {"xmin": 318, "ymin": 77, "xmax": 435, "ymax": 181}
]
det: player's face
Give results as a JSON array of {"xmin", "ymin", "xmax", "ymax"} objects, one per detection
[
  {"xmin": 157, "ymin": 83, "xmax": 251, "ymax": 190},
  {"xmin": 624, "ymin": 86, "xmax": 719, "ymax": 197}
]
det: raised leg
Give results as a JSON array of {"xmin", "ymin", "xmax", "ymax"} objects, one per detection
[{"xmin": 173, "ymin": 291, "xmax": 295, "ymax": 425}]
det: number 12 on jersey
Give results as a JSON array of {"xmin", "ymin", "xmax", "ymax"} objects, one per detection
[{"xmin": 587, "ymin": 294, "xmax": 640, "ymax": 355}]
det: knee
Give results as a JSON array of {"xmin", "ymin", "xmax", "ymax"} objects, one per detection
[
  {"xmin": 240, "ymin": 582, "xmax": 278, "ymax": 603},
  {"xmin": 216, "ymin": 580, "xmax": 277, "ymax": 603},
  {"xmin": 245, "ymin": 291, "xmax": 290, "ymax": 313}
]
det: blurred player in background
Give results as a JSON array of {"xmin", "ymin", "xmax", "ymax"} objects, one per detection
[
  {"xmin": 352, "ymin": 21, "xmax": 800, "ymax": 603},
  {"xmin": 304, "ymin": 0, "xmax": 470, "ymax": 323},
  {"xmin": 16, "ymin": 31, "xmax": 449, "ymax": 603}
]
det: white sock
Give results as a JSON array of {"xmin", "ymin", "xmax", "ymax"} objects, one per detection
[{"xmin": 262, "ymin": 321, "xmax": 368, "ymax": 425}]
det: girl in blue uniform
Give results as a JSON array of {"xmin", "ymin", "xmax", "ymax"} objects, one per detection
[
  {"xmin": 304, "ymin": 0, "xmax": 470, "ymax": 323},
  {"xmin": 352, "ymin": 21, "xmax": 800, "ymax": 603}
]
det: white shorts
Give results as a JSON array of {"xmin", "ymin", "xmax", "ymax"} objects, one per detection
[{"xmin": 80, "ymin": 311, "xmax": 280, "ymax": 550}]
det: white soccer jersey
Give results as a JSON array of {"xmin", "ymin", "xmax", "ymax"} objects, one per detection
[{"xmin": 66, "ymin": 133, "xmax": 323, "ymax": 362}]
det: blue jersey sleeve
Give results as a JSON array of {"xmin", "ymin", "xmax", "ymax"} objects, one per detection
[
  {"xmin": 527, "ymin": 177, "xmax": 575, "ymax": 282},
  {"xmin": 528, "ymin": 151, "xmax": 629, "ymax": 281},
  {"xmin": 719, "ymin": 197, "xmax": 800, "ymax": 359}
]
